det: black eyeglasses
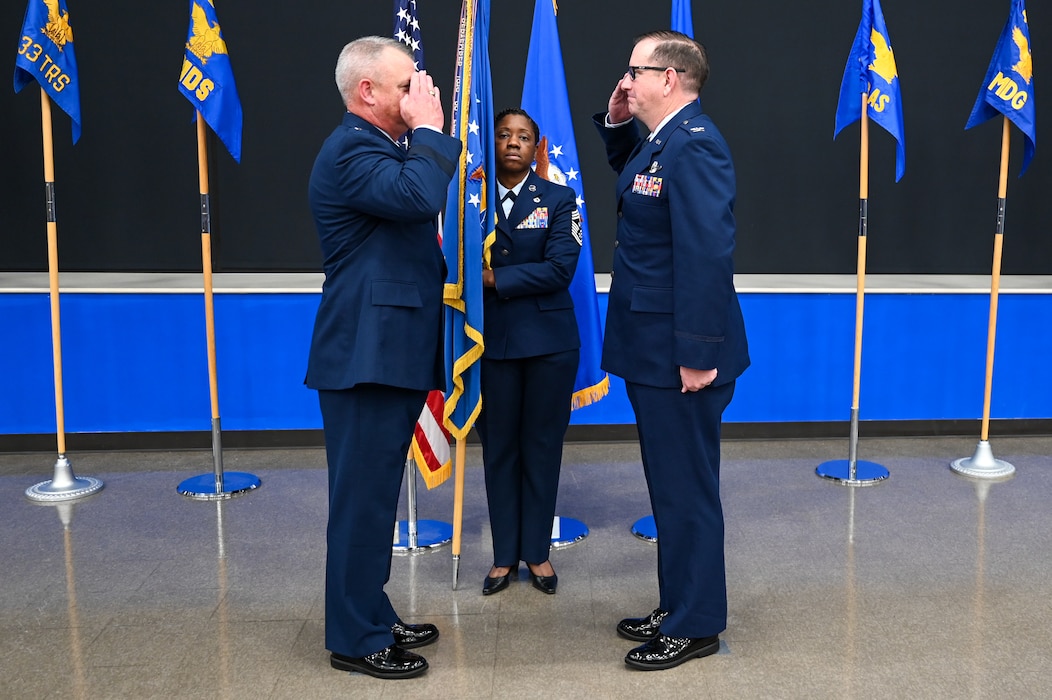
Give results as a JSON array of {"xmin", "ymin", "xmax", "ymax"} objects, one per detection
[{"xmin": 626, "ymin": 65, "xmax": 685, "ymax": 80}]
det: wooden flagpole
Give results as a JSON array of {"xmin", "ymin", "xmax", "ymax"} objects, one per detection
[
  {"xmin": 816, "ymin": 93, "xmax": 889, "ymax": 486},
  {"xmin": 451, "ymin": 437, "xmax": 467, "ymax": 588},
  {"xmin": 951, "ymin": 117, "xmax": 1015, "ymax": 478},
  {"xmin": 25, "ymin": 88, "xmax": 103, "ymax": 502},
  {"xmin": 176, "ymin": 112, "xmax": 260, "ymax": 499}
]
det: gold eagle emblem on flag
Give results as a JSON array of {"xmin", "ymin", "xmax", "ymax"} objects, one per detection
[
  {"xmin": 186, "ymin": 1, "xmax": 228, "ymax": 64},
  {"xmin": 868, "ymin": 29, "xmax": 897, "ymax": 84},
  {"xmin": 42, "ymin": 0, "xmax": 74, "ymax": 50},
  {"xmin": 1012, "ymin": 26, "xmax": 1032, "ymax": 84}
]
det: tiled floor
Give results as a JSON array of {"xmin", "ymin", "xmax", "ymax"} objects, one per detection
[{"xmin": 2, "ymin": 435, "xmax": 1050, "ymax": 698}]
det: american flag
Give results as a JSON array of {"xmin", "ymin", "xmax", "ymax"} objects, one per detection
[
  {"xmin": 395, "ymin": 0, "xmax": 424, "ymax": 69},
  {"xmin": 394, "ymin": 0, "xmax": 452, "ymax": 489}
]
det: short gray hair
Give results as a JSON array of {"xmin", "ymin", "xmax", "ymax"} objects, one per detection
[{"xmin": 334, "ymin": 36, "xmax": 412, "ymax": 106}]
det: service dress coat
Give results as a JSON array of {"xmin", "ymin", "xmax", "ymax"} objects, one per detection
[
  {"xmin": 594, "ymin": 100, "xmax": 749, "ymax": 638},
  {"xmin": 306, "ymin": 112, "xmax": 461, "ymax": 658},
  {"xmin": 478, "ymin": 170, "xmax": 581, "ymax": 567}
]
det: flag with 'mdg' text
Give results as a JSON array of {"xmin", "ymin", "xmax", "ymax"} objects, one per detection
[
  {"xmin": 179, "ymin": 0, "xmax": 243, "ymax": 162},
  {"xmin": 966, "ymin": 0, "xmax": 1037, "ymax": 175},
  {"xmin": 14, "ymin": 0, "xmax": 81, "ymax": 143},
  {"xmin": 442, "ymin": 0, "xmax": 495, "ymax": 439},
  {"xmin": 521, "ymin": 0, "xmax": 608, "ymax": 410},
  {"xmin": 834, "ymin": 0, "xmax": 907, "ymax": 181}
]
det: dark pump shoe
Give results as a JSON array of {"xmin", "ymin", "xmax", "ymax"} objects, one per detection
[
  {"xmin": 392, "ymin": 620, "xmax": 439, "ymax": 649},
  {"xmin": 330, "ymin": 644, "xmax": 428, "ymax": 679},
  {"xmin": 617, "ymin": 608, "xmax": 669, "ymax": 641},
  {"xmin": 527, "ymin": 563, "xmax": 557, "ymax": 594},
  {"xmin": 624, "ymin": 633, "xmax": 720, "ymax": 671},
  {"xmin": 482, "ymin": 565, "xmax": 515, "ymax": 595}
]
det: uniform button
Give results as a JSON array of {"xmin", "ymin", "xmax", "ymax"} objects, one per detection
[
  {"xmin": 501, "ymin": 248, "xmax": 510, "ymax": 256},
  {"xmin": 613, "ymin": 240, "xmax": 619, "ymax": 248},
  {"xmin": 610, "ymin": 271, "xmax": 615, "ymax": 279},
  {"xmin": 617, "ymin": 211, "xmax": 623, "ymax": 218}
]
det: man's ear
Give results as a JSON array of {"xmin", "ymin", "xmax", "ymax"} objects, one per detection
[{"xmin": 357, "ymin": 78, "xmax": 375, "ymax": 106}]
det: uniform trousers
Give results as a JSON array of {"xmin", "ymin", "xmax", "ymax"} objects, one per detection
[
  {"xmin": 479, "ymin": 349, "xmax": 579, "ymax": 566},
  {"xmin": 625, "ymin": 379, "xmax": 736, "ymax": 638},
  {"xmin": 318, "ymin": 384, "xmax": 427, "ymax": 658}
]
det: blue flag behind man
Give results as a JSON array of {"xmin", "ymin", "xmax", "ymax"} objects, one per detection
[
  {"xmin": 671, "ymin": 0, "xmax": 694, "ymax": 38},
  {"xmin": 521, "ymin": 0, "xmax": 608, "ymax": 409},
  {"xmin": 965, "ymin": 0, "xmax": 1037, "ymax": 175},
  {"xmin": 14, "ymin": 0, "xmax": 81, "ymax": 143},
  {"xmin": 178, "ymin": 0, "xmax": 243, "ymax": 162},
  {"xmin": 443, "ymin": 0, "xmax": 495, "ymax": 439},
  {"xmin": 834, "ymin": 0, "xmax": 907, "ymax": 181}
]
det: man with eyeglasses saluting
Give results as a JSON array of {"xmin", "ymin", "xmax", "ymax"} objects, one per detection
[{"xmin": 593, "ymin": 29, "xmax": 750, "ymax": 671}]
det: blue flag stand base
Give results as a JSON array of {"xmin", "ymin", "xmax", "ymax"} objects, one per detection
[
  {"xmin": 177, "ymin": 419, "xmax": 261, "ymax": 500},
  {"xmin": 25, "ymin": 455, "xmax": 104, "ymax": 503},
  {"xmin": 816, "ymin": 460, "xmax": 889, "ymax": 486},
  {"xmin": 950, "ymin": 440, "xmax": 1015, "ymax": 480},
  {"xmin": 631, "ymin": 515, "xmax": 657, "ymax": 543},
  {"xmin": 550, "ymin": 515, "xmax": 588, "ymax": 549},
  {"xmin": 394, "ymin": 459, "xmax": 452, "ymax": 554}
]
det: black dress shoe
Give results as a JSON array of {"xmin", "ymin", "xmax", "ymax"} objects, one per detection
[
  {"xmin": 527, "ymin": 563, "xmax": 557, "ymax": 594},
  {"xmin": 482, "ymin": 565, "xmax": 515, "ymax": 595},
  {"xmin": 330, "ymin": 644, "xmax": 428, "ymax": 679},
  {"xmin": 392, "ymin": 620, "xmax": 439, "ymax": 649},
  {"xmin": 624, "ymin": 633, "xmax": 720, "ymax": 671},
  {"xmin": 617, "ymin": 608, "xmax": 669, "ymax": 641}
]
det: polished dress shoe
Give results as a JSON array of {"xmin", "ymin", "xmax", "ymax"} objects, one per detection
[
  {"xmin": 617, "ymin": 608, "xmax": 668, "ymax": 641},
  {"xmin": 624, "ymin": 633, "xmax": 720, "ymax": 671},
  {"xmin": 482, "ymin": 565, "xmax": 515, "ymax": 595},
  {"xmin": 527, "ymin": 562, "xmax": 557, "ymax": 594},
  {"xmin": 330, "ymin": 644, "xmax": 428, "ymax": 679},
  {"xmin": 392, "ymin": 620, "xmax": 439, "ymax": 649}
]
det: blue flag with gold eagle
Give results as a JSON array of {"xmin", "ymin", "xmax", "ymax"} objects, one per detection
[
  {"xmin": 966, "ymin": 0, "xmax": 1037, "ymax": 175},
  {"xmin": 14, "ymin": 0, "xmax": 81, "ymax": 143},
  {"xmin": 521, "ymin": 0, "xmax": 608, "ymax": 410},
  {"xmin": 178, "ymin": 0, "xmax": 243, "ymax": 162},
  {"xmin": 834, "ymin": 0, "xmax": 907, "ymax": 181},
  {"xmin": 442, "ymin": 0, "xmax": 495, "ymax": 439}
]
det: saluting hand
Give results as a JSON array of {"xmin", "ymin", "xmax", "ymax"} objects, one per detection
[
  {"xmin": 607, "ymin": 77, "xmax": 631, "ymax": 124},
  {"xmin": 401, "ymin": 70, "xmax": 445, "ymax": 132}
]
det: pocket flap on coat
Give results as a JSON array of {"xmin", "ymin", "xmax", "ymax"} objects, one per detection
[
  {"xmin": 629, "ymin": 286, "xmax": 673, "ymax": 313},
  {"xmin": 371, "ymin": 280, "xmax": 423, "ymax": 308}
]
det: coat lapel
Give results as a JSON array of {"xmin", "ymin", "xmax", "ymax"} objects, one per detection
[{"xmin": 616, "ymin": 101, "xmax": 703, "ymax": 199}]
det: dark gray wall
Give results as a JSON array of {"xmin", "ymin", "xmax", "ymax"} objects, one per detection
[{"xmin": 2, "ymin": 1, "xmax": 1048, "ymax": 273}]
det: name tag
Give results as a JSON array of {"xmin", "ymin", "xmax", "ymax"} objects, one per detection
[
  {"xmin": 632, "ymin": 174, "xmax": 663, "ymax": 197},
  {"xmin": 515, "ymin": 207, "xmax": 549, "ymax": 229}
]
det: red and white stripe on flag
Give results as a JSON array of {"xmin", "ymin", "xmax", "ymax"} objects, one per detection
[{"xmin": 411, "ymin": 389, "xmax": 452, "ymax": 488}]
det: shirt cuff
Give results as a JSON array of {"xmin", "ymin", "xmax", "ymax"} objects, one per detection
[{"xmin": 605, "ymin": 113, "xmax": 634, "ymax": 128}]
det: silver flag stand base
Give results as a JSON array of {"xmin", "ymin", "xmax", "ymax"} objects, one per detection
[
  {"xmin": 25, "ymin": 455, "xmax": 104, "ymax": 503},
  {"xmin": 631, "ymin": 514, "xmax": 657, "ymax": 543},
  {"xmin": 550, "ymin": 515, "xmax": 588, "ymax": 549},
  {"xmin": 951, "ymin": 440, "xmax": 1015, "ymax": 480},
  {"xmin": 816, "ymin": 460, "xmax": 889, "ymax": 486}
]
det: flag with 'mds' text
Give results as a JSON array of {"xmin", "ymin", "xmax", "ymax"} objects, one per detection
[
  {"xmin": 14, "ymin": 0, "xmax": 81, "ymax": 143},
  {"xmin": 966, "ymin": 0, "xmax": 1037, "ymax": 175},
  {"xmin": 834, "ymin": 0, "xmax": 907, "ymax": 181},
  {"xmin": 179, "ymin": 0, "xmax": 243, "ymax": 162},
  {"xmin": 521, "ymin": 0, "xmax": 608, "ymax": 410},
  {"xmin": 442, "ymin": 0, "xmax": 495, "ymax": 440}
]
